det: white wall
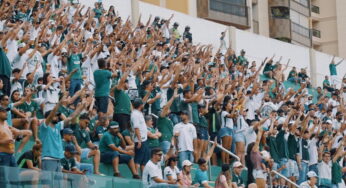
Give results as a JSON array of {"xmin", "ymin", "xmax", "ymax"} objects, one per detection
[
  {"xmin": 138, "ymin": 1, "xmax": 230, "ymax": 50},
  {"xmin": 234, "ymin": 29, "xmax": 311, "ymax": 76}
]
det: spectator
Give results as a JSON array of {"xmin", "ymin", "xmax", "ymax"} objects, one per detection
[
  {"xmin": 131, "ymin": 98, "xmax": 150, "ymax": 172},
  {"xmin": 299, "ymin": 171, "xmax": 318, "ymax": 188},
  {"xmin": 173, "ymin": 110, "xmax": 197, "ymax": 167},
  {"xmin": 17, "ymin": 140, "xmax": 42, "ymax": 188},
  {"xmin": 329, "ymin": 56, "xmax": 344, "ymax": 88},
  {"xmin": 142, "ymin": 147, "xmax": 177, "ymax": 187},
  {"xmin": 39, "ymin": 97, "xmax": 84, "ymax": 175},
  {"xmin": 98, "ymin": 121, "xmax": 140, "ymax": 178},
  {"xmin": 163, "ymin": 156, "xmax": 180, "ymax": 182},
  {"xmin": 193, "ymin": 140, "xmax": 216, "ymax": 188},
  {"xmin": 93, "ymin": 58, "xmax": 117, "ymax": 119},
  {"xmin": 146, "ymin": 115, "xmax": 161, "ymax": 152},
  {"xmin": 215, "ymin": 164, "xmax": 233, "ymax": 188}
]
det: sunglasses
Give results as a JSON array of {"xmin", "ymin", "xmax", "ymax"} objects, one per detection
[{"xmin": 155, "ymin": 153, "xmax": 163, "ymax": 156}]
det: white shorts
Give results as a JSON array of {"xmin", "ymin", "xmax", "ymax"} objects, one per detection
[
  {"xmin": 252, "ymin": 169, "xmax": 267, "ymax": 179},
  {"xmin": 331, "ymin": 75, "xmax": 340, "ymax": 86}
]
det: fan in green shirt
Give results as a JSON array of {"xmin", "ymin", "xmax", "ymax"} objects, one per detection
[
  {"xmin": 146, "ymin": 115, "xmax": 161, "ymax": 149},
  {"xmin": 67, "ymin": 52, "xmax": 83, "ymax": 80},
  {"xmin": 329, "ymin": 56, "xmax": 344, "ymax": 76}
]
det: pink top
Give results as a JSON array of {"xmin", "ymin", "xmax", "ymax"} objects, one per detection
[
  {"xmin": 215, "ymin": 175, "xmax": 228, "ymax": 188},
  {"xmin": 178, "ymin": 171, "xmax": 192, "ymax": 187}
]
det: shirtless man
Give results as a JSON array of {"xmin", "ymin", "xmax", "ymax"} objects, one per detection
[{"xmin": 0, "ymin": 106, "xmax": 32, "ymax": 167}]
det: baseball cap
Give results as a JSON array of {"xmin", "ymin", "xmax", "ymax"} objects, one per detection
[
  {"xmin": 18, "ymin": 43, "xmax": 26, "ymax": 48},
  {"xmin": 65, "ymin": 145, "xmax": 78, "ymax": 154},
  {"xmin": 182, "ymin": 160, "xmax": 192, "ymax": 167},
  {"xmin": 232, "ymin": 161, "xmax": 243, "ymax": 168},
  {"xmin": 307, "ymin": 171, "xmax": 318, "ymax": 178},
  {"xmin": 62, "ymin": 128, "xmax": 74, "ymax": 135},
  {"xmin": 109, "ymin": 121, "xmax": 119, "ymax": 129}
]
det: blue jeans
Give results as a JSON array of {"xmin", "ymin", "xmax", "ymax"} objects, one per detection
[
  {"xmin": 298, "ymin": 161, "xmax": 308, "ymax": 184},
  {"xmin": 178, "ymin": 151, "xmax": 194, "ymax": 169},
  {"xmin": 278, "ymin": 158, "xmax": 289, "ymax": 178},
  {"xmin": 309, "ymin": 164, "xmax": 318, "ymax": 175},
  {"xmin": 0, "ymin": 153, "xmax": 18, "ymax": 187},
  {"xmin": 76, "ymin": 162, "xmax": 93, "ymax": 175},
  {"xmin": 69, "ymin": 79, "xmax": 83, "ymax": 96},
  {"xmin": 160, "ymin": 141, "xmax": 171, "ymax": 154}
]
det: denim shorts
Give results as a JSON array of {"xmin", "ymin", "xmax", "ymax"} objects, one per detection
[
  {"xmin": 218, "ymin": 127, "xmax": 233, "ymax": 138},
  {"xmin": 287, "ymin": 159, "xmax": 299, "ymax": 177},
  {"xmin": 95, "ymin": 96, "xmax": 109, "ymax": 113},
  {"xmin": 100, "ymin": 151, "xmax": 132, "ymax": 164},
  {"xmin": 197, "ymin": 126, "xmax": 209, "ymax": 140},
  {"xmin": 81, "ymin": 148, "xmax": 91, "ymax": 160},
  {"xmin": 278, "ymin": 158, "xmax": 289, "ymax": 177},
  {"xmin": 234, "ymin": 132, "xmax": 245, "ymax": 143}
]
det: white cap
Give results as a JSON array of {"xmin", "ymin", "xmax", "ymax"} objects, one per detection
[
  {"xmin": 61, "ymin": 48, "xmax": 67, "ymax": 53},
  {"xmin": 18, "ymin": 43, "xmax": 26, "ymax": 48},
  {"xmin": 182, "ymin": 160, "xmax": 192, "ymax": 167},
  {"xmin": 326, "ymin": 120, "xmax": 332, "ymax": 124},
  {"xmin": 232, "ymin": 161, "xmax": 243, "ymax": 168},
  {"xmin": 261, "ymin": 150, "xmax": 271, "ymax": 159},
  {"xmin": 307, "ymin": 171, "xmax": 318, "ymax": 178}
]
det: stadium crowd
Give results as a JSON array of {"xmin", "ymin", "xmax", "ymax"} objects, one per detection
[{"xmin": 0, "ymin": 0, "xmax": 346, "ymax": 188}]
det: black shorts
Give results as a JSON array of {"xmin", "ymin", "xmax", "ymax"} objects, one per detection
[
  {"xmin": 113, "ymin": 113, "xmax": 131, "ymax": 131},
  {"xmin": 95, "ymin": 96, "xmax": 109, "ymax": 113}
]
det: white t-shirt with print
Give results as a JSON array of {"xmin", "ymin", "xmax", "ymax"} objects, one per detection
[{"xmin": 173, "ymin": 122, "xmax": 197, "ymax": 152}]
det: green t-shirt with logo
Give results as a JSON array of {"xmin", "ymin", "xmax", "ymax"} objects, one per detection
[
  {"xmin": 17, "ymin": 101, "xmax": 39, "ymax": 117},
  {"xmin": 67, "ymin": 54, "xmax": 83, "ymax": 79}
]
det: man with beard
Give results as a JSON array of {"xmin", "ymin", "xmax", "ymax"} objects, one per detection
[{"xmin": 39, "ymin": 97, "xmax": 85, "ymax": 174}]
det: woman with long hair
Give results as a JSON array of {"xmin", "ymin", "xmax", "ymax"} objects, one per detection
[
  {"xmin": 219, "ymin": 98, "xmax": 235, "ymax": 164},
  {"xmin": 250, "ymin": 127, "xmax": 267, "ymax": 188},
  {"xmin": 215, "ymin": 164, "xmax": 234, "ymax": 188}
]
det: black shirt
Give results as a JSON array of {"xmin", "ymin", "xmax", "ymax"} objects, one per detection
[{"xmin": 17, "ymin": 151, "xmax": 39, "ymax": 169}]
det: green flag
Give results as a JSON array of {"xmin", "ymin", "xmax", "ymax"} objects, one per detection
[{"xmin": 0, "ymin": 47, "xmax": 11, "ymax": 78}]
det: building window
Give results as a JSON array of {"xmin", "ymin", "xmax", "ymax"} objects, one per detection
[
  {"xmin": 210, "ymin": 0, "xmax": 247, "ymax": 17},
  {"xmin": 271, "ymin": 7, "xmax": 290, "ymax": 19}
]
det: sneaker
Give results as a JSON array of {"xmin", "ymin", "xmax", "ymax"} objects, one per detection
[{"xmin": 132, "ymin": 174, "xmax": 141, "ymax": 179}]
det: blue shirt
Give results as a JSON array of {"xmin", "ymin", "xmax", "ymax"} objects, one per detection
[
  {"xmin": 194, "ymin": 168, "xmax": 209, "ymax": 185},
  {"xmin": 39, "ymin": 121, "xmax": 64, "ymax": 159}
]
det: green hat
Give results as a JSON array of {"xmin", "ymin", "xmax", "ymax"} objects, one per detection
[{"xmin": 109, "ymin": 121, "xmax": 119, "ymax": 129}]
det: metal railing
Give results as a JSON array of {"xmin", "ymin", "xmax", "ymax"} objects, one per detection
[
  {"xmin": 272, "ymin": 170, "xmax": 300, "ymax": 187},
  {"xmin": 210, "ymin": 0, "xmax": 248, "ymax": 17},
  {"xmin": 209, "ymin": 140, "xmax": 240, "ymax": 161},
  {"xmin": 312, "ymin": 29, "xmax": 321, "ymax": 38},
  {"xmin": 311, "ymin": 5, "xmax": 320, "ymax": 14},
  {"xmin": 291, "ymin": 22, "xmax": 311, "ymax": 38}
]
